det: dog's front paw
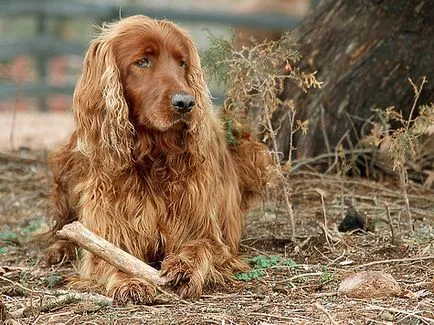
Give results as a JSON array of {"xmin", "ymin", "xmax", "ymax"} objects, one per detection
[
  {"xmin": 160, "ymin": 254, "xmax": 203, "ymax": 299},
  {"xmin": 45, "ymin": 240, "xmax": 76, "ymax": 266},
  {"xmin": 108, "ymin": 277, "xmax": 157, "ymax": 305}
]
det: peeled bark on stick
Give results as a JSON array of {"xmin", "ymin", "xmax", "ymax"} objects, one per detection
[
  {"xmin": 274, "ymin": 0, "xmax": 434, "ymax": 159},
  {"xmin": 56, "ymin": 221, "xmax": 167, "ymax": 286}
]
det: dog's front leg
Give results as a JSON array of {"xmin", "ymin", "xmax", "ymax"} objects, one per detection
[
  {"xmin": 77, "ymin": 195, "xmax": 159, "ymax": 305},
  {"xmin": 160, "ymin": 239, "xmax": 219, "ymax": 299},
  {"xmin": 78, "ymin": 251, "xmax": 157, "ymax": 305}
]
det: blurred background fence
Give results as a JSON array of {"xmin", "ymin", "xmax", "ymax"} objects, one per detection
[
  {"xmin": 0, "ymin": 0, "xmax": 321, "ymax": 110},
  {"xmin": 0, "ymin": 0, "xmax": 318, "ymax": 150}
]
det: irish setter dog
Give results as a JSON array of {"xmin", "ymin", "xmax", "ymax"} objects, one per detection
[{"xmin": 45, "ymin": 15, "xmax": 268, "ymax": 305}]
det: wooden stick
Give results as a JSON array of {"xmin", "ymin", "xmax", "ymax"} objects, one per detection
[
  {"xmin": 57, "ymin": 221, "xmax": 167, "ymax": 286},
  {"xmin": 313, "ymin": 302, "xmax": 339, "ymax": 325}
]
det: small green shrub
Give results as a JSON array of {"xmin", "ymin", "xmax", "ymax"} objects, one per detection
[
  {"xmin": 236, "ymin": 255, "xmax": 296, "ymax": 282},
  {"xmin": 321, "ymin": 267, "xmax": 335, "ymax": 283},
  {"xmin": 46, "ymin": 273, "xmax": 64, "ymax": 289},
  {"xmin": 0, "ymin": 231, "xmax": 17, "ymax": 242},
  {"xmin": 235, "ymin": 269, "xmax": 266, "ymax": 281}
]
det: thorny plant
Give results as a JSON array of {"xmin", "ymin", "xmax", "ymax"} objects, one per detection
[
  {"xmin": 202, "ymin": 33, "xmax": 322, "ymax": 242},
  {"xmin": 367, "ymin": 77, "xmax": 434, "ymax": 233}
]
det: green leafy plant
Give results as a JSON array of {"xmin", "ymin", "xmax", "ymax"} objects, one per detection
[
  {"xmin": 20, "ymin": 271, "xmax": 31, "ymax": 286},
  {"xmin": 0, "ymin": 231, "xmax": 17, "ymax": 242},
  {"xmin": 46, "ymin": 273, "xmax": 64, "ymax": 289},
  {"xmin": 200, "ymin": 33, "xmax": 233, "ymax": 87},
  {"xmin": 235, "ymin": 255, "xmax": 296, "ymax": 281},
  {"xmin": 321, "ymin": 267, "xmax": 335, "ymax": 283},
  {"xmin": 250, "ymin": 255, "xmax": 279, "ymax": 269},
  {"xmin": 235, "ymin": 269, "xmax": 266, "ymax": 281},
  {"xmin": 249, "ymin": 255, "xmax": 295, "ymax": 269},
  {"xmin": 224, "ymin": 118, "xmax": 239, "ymax": 146}
]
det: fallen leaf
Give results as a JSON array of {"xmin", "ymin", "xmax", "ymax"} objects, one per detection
[{"xmin": 400, "ymin": 290, "xmax": 417, "ymax": 299}]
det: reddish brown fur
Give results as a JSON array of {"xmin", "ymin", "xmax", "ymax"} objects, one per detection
[{"xmin": 45, "ymin": 15, "xmax": 268, "ymax": 304}]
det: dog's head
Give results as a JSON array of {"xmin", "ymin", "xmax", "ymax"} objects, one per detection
[
  {"xmin": 113, "ymin": 17, "xmax": 208, "ymax": 132},
  {"xmin": 73, "ymin": 15, "xmax": 211, "ymax": 168}
]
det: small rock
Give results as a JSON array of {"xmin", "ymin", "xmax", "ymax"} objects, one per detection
[{"xmin": 338, "ymin": 271, "xmax": 401, "ymax": 298}]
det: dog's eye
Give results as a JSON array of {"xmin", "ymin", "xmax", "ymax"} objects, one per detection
[
  {"xmin": 137, "ymin": 58, "xmax": 152, "ymax": 68},
  {"xmin": 179, "ymin": 61, "xmax": 187, "ymax": 69}
]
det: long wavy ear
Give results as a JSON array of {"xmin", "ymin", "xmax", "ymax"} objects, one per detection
[
  {"xmin": 73, "ymin": 35, "xmax": 134, "ymax": 171},
  {"xmin": 180, "ymin": 35, "xmax": 219, "ymax": 155},
  {"xmin": 183, "ymin": 37, "xmax": 213, "ymax": 115}
]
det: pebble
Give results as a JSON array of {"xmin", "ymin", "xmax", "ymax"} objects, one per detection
[{"xmin": 338, "ymin": 271, "xmax": 401, "ymax": 298}]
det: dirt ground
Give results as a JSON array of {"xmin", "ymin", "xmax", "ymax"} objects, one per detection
[
  {"xmin": 0, "ymin": 112, "xmax": 74, "ymax": 152},
  {"xmin": 0, "ymin": 147, "xmax": 433, "ymax": 325}
]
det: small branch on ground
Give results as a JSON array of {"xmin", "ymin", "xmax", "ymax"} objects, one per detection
[
  {"xmin": 274, "ymin": 272, "xmax": 323, "ymax": 284},
  {"xmin": 313, "ymin": 302, "xmax": 339, "ymax": 325},
  {"xmin": 291, "ymin": 149, "xmax": 374, "ymax": 171},
  {"xmin": 0, "ymin": 276, "xmax": 53, "ymax": 296},
  {"xmin": 39, "ymin": 292, "xmax": 112, "ymax": 312},
  {"xmin": 384, "ymin": 202, "xmax": 397, "ymax": 244},
  {"xmin": 57, "ymin": 221, "xmax": 167, "ymax": 286},
  {"xmin": 9, "ymin": 292, "xmax": 112, "ymax": 318},
  {"xmin": 318, "ymin": 190, "xmax": 339, "ymax": 249},
  {"xmin": 364, "ymin": 303, "xmax": 434, "ymax": 324},
  {"xmin": 352, "ymin": 255, "xmax": 434, "ymax": 269}
]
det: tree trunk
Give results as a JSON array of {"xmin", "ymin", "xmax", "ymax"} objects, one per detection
[{"xmin": 275, "ymin": 0, "xmax": 434, "ymax": 159}]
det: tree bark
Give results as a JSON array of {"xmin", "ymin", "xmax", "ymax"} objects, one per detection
[{"xmin": 275, "ymin": 0, "xmax": 434, "ymax": 159}]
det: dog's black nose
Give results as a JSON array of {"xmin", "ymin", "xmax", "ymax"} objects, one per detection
[{"xmin": 171, "ymin": 92, "xmax": 195, "ymax": 114}]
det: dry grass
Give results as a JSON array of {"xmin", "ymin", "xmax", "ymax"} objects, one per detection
[{"xmin": 1, "ymin": 153, "xmax": 433, "ymax": 324}]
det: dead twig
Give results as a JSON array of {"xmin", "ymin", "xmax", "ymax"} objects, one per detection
[
  {"xmin": 317, "ymin": 190, "xmax": 340, "ymax": 248},
  {"xmin": 39, "ymin": 291, "xmax": 112, "ymax": 312},
  {"xmin": 9, "ymin": 76, "xmax": 22, "ymax": 152},
  {"xmin": 364, "ymin": 304, "xmax": 434, "ymax": 324},
  {"xmin": 0, "ymin": 152, "xmax": 42, "ymax": 164},
  {"xmin": 384, "ymin": 201, "xmax": 397, "ymax": 243},
  {"xmin": 8, "ymin": 291, "xmax": 112, "ymax": 319},
  {"xmin": 352, "ymin": 255, "xmax": 434, "ymax": 269},
  {"xmin": 313, "ymin": 302, "xmax": 339, "ymax": 325},
  {"xmin": 291, "ymin": 149, "xmax": 375, "ymax": 171},
  {"xmin": 274, "ymin": 272, "xmax": 323, "ymax": 284},
  {"xmin": 240, "ymin": 244, "xmax": 271, "ymax": 257},
  {"xmin": 0, "ymin": 276, "xmax": 54, "ymax": 296},
  {"xmin": 248, "ymin": 312, "xmax": 306, "ymax": 322}
]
